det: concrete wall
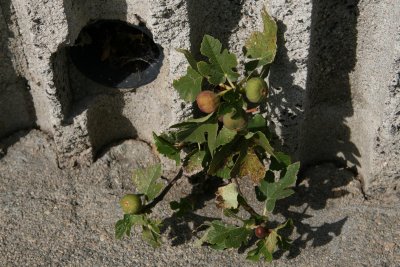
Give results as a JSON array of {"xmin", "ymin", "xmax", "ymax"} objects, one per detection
[
  {"xmin": 299, "ymin": 0, "xmax": 400, "ymax": 196},
  {"xmin": 0, "ymin": 2, "xmax": 35, "ymax": 139},
  {"xmin": 0, "ymin": 0, "xmax": 399, "ymax": 197}
]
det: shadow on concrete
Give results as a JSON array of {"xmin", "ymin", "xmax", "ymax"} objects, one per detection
[
  {"xmin": 160, "ymin": 174, "xmax": 224, "ymax": 246},
  {"xmin": 86, "ymin": 93, "xmax": 137, "ymax": 159},
  {"xmin": 273, "ymin": 0, "xmax": 361, "ymax": 260},
  {"xmin": 61, "ymin": 0, "xmax": 139, "ymax": 159},
  {"xmin": 163, "ymin": 1, "xmax": 361, "ymax": 257},
  {"xmin": 300, "ymin": 0, "xmax": 361, "ymax": 171},
  {"xmin": 267, "ymin": 21, "xmax": 304, "ymax": 157},
  {"xmin": 187, "ymin": 0, "xmax": 244, "ymax": 57},
  {"xmin": 274, "ymin": 164, "xmax": 355, "ymax": 259},
  {"xmin": 0, "ymin": 1, "xmax": 36, "ymax": 158}
]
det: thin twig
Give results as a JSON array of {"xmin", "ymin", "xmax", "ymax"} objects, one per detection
[
  {"xmin": 245, "ymin": 107, "xmax": 259, "ymax": 113},
  {"xmin": 143, "ymin": 168, "xmax": 184, "ymax": 212}
]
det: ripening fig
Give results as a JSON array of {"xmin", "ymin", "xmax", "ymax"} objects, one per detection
[
  {"xmin": 196, "ymin": 90, "xmax": 220, "ymax": 114},
  {"xmin": 222, "ymin": 110, "xmax": 247, "ymax": 131},
  {"xmin": 245, "ymin": 77, "xmax": 268, "ymax": 103},
  {"xmin": 255, "ymin": 226, "xmax": 267, "ymax": 239},
  {"xmin": 119, "ymin": 194, "xmax": 142, "ymax": 214}
]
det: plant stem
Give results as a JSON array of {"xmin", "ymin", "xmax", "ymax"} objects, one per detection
[
  {"xmin": 142, "ymin": 168, "xmax": 183, "ymax": 213},
  {"xmin": 233, "ymin": 178, "xmax": 261, "ymax": 218},
  {"xmin": 217, "ymin": 87, "xmax": 233, "ymax": 97},
  {"xmin": 245, "ymin": 107, "xmax": 259, "ymax": 113},
  {"xmin": 219, "ymin": 83, "xmax": 232, "ymax": 90},
  {"xmin": 227, "ymin": 78, "xmax": 236, "ymax": 90}
]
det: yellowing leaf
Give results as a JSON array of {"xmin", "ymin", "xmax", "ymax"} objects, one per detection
[
  {"xmin": 183, "ymin": 150, "xmax": 206, "ymax": 175},
  {"xmin": 239, "ymin": 149, "xmax": 266, "ymax": 184},
  {"xmin": 216, "ymin": 183, "xmax": 239, "ymax": 209},
  {"xmin": 245, "ymin": 9, "xmax": 277, "ymax": 64},
  {"xmin": 265, "ymin": 231, "xmax": 278, "ymax": 253}
]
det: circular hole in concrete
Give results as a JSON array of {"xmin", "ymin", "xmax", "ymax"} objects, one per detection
[{"xmin": 69, "ymin": 20, "xmax": 162, "ymax": 88}]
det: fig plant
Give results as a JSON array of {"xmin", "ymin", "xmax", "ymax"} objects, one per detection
[{"xmin": 115, "ymin": 9, "xmax": 300, "ymax": 263}]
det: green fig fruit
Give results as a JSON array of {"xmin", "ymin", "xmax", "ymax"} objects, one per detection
[
  {"xmin": 119, "ymin": 194, "xmax": 142, "ymax": 214},
  {"xmin": 222, "ymin": 110, "xmax": 247, "ymax": 131},
  {"xmin": 196, "ymin": 90, "xmax": 220, "ymax": 114},
  {"xmin": 245, "ymin": 77, "xmax": 268, "ymax": 103}
]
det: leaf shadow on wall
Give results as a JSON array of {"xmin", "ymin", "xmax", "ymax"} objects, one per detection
[
  {"xmin": 160, "ymin": 174, "xmax": 224, "ymax": 247},
  {"xmin": 187, "ymin": 0, "xmax": 244, "ymax": 58},
  {"xmin": 272, "ymin": 0, "xmax": 361, "ymax": 260},
  {"xmin": 266, "ymin": 21, "xmax": 304, "ymax": 158}
]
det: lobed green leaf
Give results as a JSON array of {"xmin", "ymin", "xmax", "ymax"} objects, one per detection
[
  {"xmin": 258, "ymin": 162, "xmax": 300, "ymax": 212},
  {"xmin": 215, "ymin": 127, "xmax": 237, "ymax": 148},
  {"xmin": 247, "ymin": 114, "xmax": 267, "ymax": 132},
  {"xmin": 132, "ymin": 164, "xmax": 164, "ymax": 202},
  {"xmin": 153, "ymin": 132, "xmax": 181, "ymax": 165},
  {"xmin": 176, "ymin": 48, "xmax": 198, "ymax": 71},
  {"xmin": 173, "ymin": 66, "xmax": 203, "ymax": 102},
  {"xmin": 176, "ymin": 122, "xmax": 218, "ymax": 154},
  {"xmin": 246, "ymin": 240, "xmax": 273, "ymax": 262},
  {"xmin": 202, "ymin": 221, "xmax": 252, "ymax": 250},
  {"xmin": 197, "ymin": 35, "xmax": 240, "ymax": 85},
  {"xmin": 115, "ymin": 214, "xmax": 147, "ymax": 239},
  {"xmin": 141, "ymin": 219, "xmax": 163, "ymax": 248}
]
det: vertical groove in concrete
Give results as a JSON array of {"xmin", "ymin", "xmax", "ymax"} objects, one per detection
[
  {"xmin": 0, "ymin": 0, "xmax": 399, "ymax": 196},
  {"xmin": 300, "ymin": 1, "xmax": 360, "ymax": 169},
  {"xmin": 0, "ymin": 1, "xmax": 36, "ymax": 139},
  {"xmin": 6, "ymin": 0, "xmax": 69, "ymax": 132},
  {"xmin": 267, "ymin": 0, "xmax": 312, "ymax": 158},
  {"xmin": 353, "ymin": 0, "xmax": 400, "ymax": 195}
]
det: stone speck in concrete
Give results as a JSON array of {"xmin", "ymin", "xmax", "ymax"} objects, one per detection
[{"xmin": 1, "ymin": 130, "xmax": 399, "ymax": 266}]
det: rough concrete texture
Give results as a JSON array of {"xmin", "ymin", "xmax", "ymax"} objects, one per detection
[
  {"xmin": 299, "ymin": 0, "xmax": 400, "ymax": 196},
  {"xmin": 1, "ymin": 131, "xmax": 399, "ymax": 266},
  {"xmin": 356, "ymin": 0, "xmax": 400, "ymax": 196},
  {"xmin": 0, "ymin": 0, "xmax": 399, "ymax": 194},
  {"xmin": 267, "ymin": 0, "xmax": 311, "ymax": 156},
  {"xmin": 1, "ymin": 0, "xmax": 191, "ymax": 167},
  {"xmin": 0, "ymin": 3, "xmax": 35, "ymax": 139}
]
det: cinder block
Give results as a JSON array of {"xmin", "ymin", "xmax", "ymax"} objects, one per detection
[{"xmin": 1, "ymin": 0, "xmax": 399, "ymax": 197}]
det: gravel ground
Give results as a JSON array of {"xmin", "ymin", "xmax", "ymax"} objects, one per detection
[{"xmin": 1, "ymin": 130, "xmax": 399, "ymax": 267}]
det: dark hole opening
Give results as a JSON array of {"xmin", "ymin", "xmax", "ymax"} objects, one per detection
[{"xmin": 69, "ymin": 20, "xmax": 162, "ymax": 88}]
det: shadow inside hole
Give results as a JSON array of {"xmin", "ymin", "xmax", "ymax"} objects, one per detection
[
  {"xmin": 86, "ymin": 93, "xmax": 137, "ymax": 159},
  {"xmin": 68, "ymin": 20, "xmax": 163, "ymax": 89}
]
